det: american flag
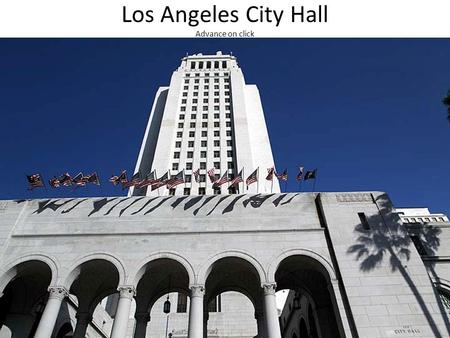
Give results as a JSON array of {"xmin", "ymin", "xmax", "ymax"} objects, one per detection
[
  {"xmin": 58, "ymin": 173, "xmax": 72, "ymax": 187},
  {"xmin": 229, "ymin": 169, "xmax": 243, "ymax": 188},
  {"xmin": 72, "ymin": 172, "xmax": 88, "ymax": 187},
  {"xmin": 109, "ymin": 170, "xmax": 127, "ymax": 186},
  {"xmin": 192, "ymin": 169, "xmax": 200, "ymax": 183},
  {"xmin": 26, "ymin": 174, "xmax": 44, "ymax": 190},
  {"xmin": 213, "ymin": 171, "xmax": 229, "ymax": 187},
  {"xmin": 303, "ymin": 169, "xmax": 317, "ymax": 181},
  {"xmin": 86, "ymin": 172, "xmax": 100, "ymax": 186},
  {"xmin": 167, "ymin": 170, "xmax": 185, "ymax": 189},
  {"xmin": 207, "ymin": 168, "xmax": 216, "ymax": 183},
  {"xmin": 266, "ymin": 167, "xmax": 274, "ymax": 181},
  {"xmin": 246, "ymin": 168, "xmax": 258, "ymax": 187},
  {"xmin": 296, "ymin": 166, "xmax": 304, "ymax": 182},
  {"xmin": 48, "ymin": 177, "xmax": 60, "ymax": 188},
  {"xmin": 151, "ymin": 172, "xmax": 169, "ymax": 191},
  {"xmin": 275, "ymin": 169, "xmax": 288, "ymax": 181},
  {"xmin": 123, "ymin": 172, "xmax": 142, "ymax": 188},
  {"xmin": 136, "ymin": 171, "xmax": 155, "ymax": 188}
]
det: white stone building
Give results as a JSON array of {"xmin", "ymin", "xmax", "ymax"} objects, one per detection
[{"xmin": 1, "ymin": 52, "xmax": 450, "ymax": 338}]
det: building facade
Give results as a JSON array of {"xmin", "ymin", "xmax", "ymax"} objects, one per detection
[{"xmin": 1, "ymin": 53, "xmax": 450, "ymax": 338}]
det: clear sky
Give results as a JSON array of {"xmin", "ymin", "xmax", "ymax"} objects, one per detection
[{"xmin": 0, "ymin": 39, "xmax": 448, "ymax": 214}]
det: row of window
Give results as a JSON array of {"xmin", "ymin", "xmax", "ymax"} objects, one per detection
[
  {"xmin": 185, "ymin": 72, "xmax": 229, "ymax": 77},
  {"xmin": 169, "ymin": 171, "xmax": 236, "ymax": 183},
  {"xmin": 169, "ymin": 186, "xmax": 238, "ymax": 196},
  {"xmin": 179, "ymin": 113, "xmax": 232, "ymax": 120},
  {"xmin": 189, "ymin": 60, "xmax": 228, "ymax": 70},
  {"xmin": 402, "ymin": 216, "xmax": 446, "ymax": 223},
  {"xmin": 176, "ymin": 293, "xmax": 221, "ymax": 313},
  {"xmin": 182, "ymin": 91, "xmax": 230, "ymax": 97},
  {"xmin": 176, "ymin": 130, "xmax": 232, "ymax": 138},
  {"xmin": 184, "ymin": 78, "xmax": 230, "ymax": 84},
  {"xmin": 174, "ymin": 150, "xmax": 234, "ymax": 159},
  {"xmin": 181, "ymin": 97, "xmax": 231, "ymax": 104},
  {"xmin": 177, "ymin": 121, "xmax": 232, "ymax": 128},
  {"xmin": 180, "ymin": 105, "xmax": 231, "ymax": 111},
  {"xmin": 175, "ymin": 140, "xmax": 232, "ymax": 148},
  {"xmin": 172, "ymin": 162, "xmax": 234, "ymax": 171}
]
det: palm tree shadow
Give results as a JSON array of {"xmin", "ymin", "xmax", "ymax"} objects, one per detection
[{"xmin": 347, "ymin": 193, "xmax": 450, "ymax": 336}]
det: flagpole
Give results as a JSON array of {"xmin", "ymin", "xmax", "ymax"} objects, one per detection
[
  {"xmin": 312, "ymin": 169, "xmax": 318, "ymax": 193},
  {"xmin": 270, "ymin": 168, "xmax": 273, "ymax": 194},
  {"xmin": 242, "ymin": 167, "xmax": 244, "ymax": 194},
  {"xmin": 256, "ymin": 167, "xmax": 259, "ymax": 194}
]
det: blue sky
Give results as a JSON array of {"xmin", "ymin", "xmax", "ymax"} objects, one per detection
[{"xmin": 0, "ymin": 39, "xmax": 448, "ymax": 214}]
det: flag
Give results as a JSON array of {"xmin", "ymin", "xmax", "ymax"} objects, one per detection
[
  {"xmin": 229, "ymin": 169, "xmax": 243, "ymax": 188},
  {"xmin": 86, "ymin": 172, "xmax": 100, "ymax": 185},
  {"xmin": 151, "ymin": 172, "xmax": 169, "ymax": 191},
  {"xmin": 167, "ymin": 170, "xmax": 185, "ymax": 189},
  {"xmin": 207, "ymin": 168, "xmax": 216, "ymax": 183},
  {"xmin": 58, "ymin": 173, "xmax": 72, "ymax": 187},
  {"xmin": 72, "ymin": 172, "xmax": 88, "ymax": 187},
  {"xmin": 275, "ymin": 169, "xmax": 288, "ymax": 181},
  {"xmin": 49, "ymin": 177, "xmax": 60, "ymax": 188},
  {"xmin": 266, "ymin": 167, "xmax": 274, "ymax": 181},
  {"xmin": 296, "ymin": 166, "xmax": 304, "ymax": 182},
  {"xmin": 304, "ymin": 169, "xmax": 317, "ymax": 181},
  {"xmin": 26, "ymin": 174, "xmax": 44, "ymax": 190},
  {"xmin": 137, "ymin": 171, "xmax": 155, "ymax": 188},
  {"xmin": 193, "ymin": 169, "xmax": 200, "ymax": 183},
  {"xmin": 213, "ymin": 171, "xmax": 229, "ymax": 187},
  {"xmin": 246, "ymin": 168, "xmax": 258, "ymax": 187},
  {"xmin": 123, "ymin": 172, "xmax": 141, "ymax": 188},
  {"xmin": 109, "ymin": 170, "xmax": 127, "ymax": 186}
]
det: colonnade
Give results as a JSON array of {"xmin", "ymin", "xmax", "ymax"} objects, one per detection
[{"xmin": 32, "ymin": 283, "xmax": 282, "ymax": 338}]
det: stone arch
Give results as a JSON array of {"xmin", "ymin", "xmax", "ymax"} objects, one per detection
[
  {"xmin": 197, "ymin": 250, "xmax": 266, "ymax": 285},
  {"xmin": 131, "ymin": 251, "xmax": 195, "ymax": 286},
  {"xmin": 267, "ymin": 248, "xmax": 336, "ymax": 283},
  {"xmin": 63, "ymin": 252, "xmax": 126, "ymax": 288},
  {"xmin": 0, "ymin": 253, "xmax": 59, "ymax": 294}
]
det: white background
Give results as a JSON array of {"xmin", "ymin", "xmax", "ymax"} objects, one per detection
[{"xmin": 0, "ymin": 0, "xmax": 449, "ymax": 37}]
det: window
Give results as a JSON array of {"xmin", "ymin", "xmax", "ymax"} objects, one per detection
[
  {"xmin": 202, "ymin": 114, "xmax": 208, "ymax": 119},
  {"xmin": 189, "ymin": 131, "xmax": 195, "ymax": 137},
  {"xmin": 200, "ymin": 151, "xmax": 207, "ymax": 158},
  {"xmin": 186, "ymin": 162, "xmax": 193, "ymax": 170},
  {"xmin": 214, "ymin": 92, "xmax": 219, "ymax": 96},
  {"xmin": 177, "ymin": 293, "xmax": 187, "ymax": 313},
  {"xmin": 193, "ymin": 92, "xmax": 198, "ymax": 97},
  {"xmin": 180, "ymin": 106, "xmax": 186, "ymax": 111},
  {"xmin": 214, "ymin": 61, "xmax": 219, "ymax": 69},
  {"xmin": 179, "ymin": 114, "xmax": 185, "ymax": 120},
  {"xmin": 199, "ymin": 61, "xmax": 203, "ymax": 69},
  {"xmin": 214, "ymin": 151, "xmax": 220, "ymax": 157},
  {"xmin": 214, "ymin": 174, "xmax": 220, "ymax": 181},
  {"xmin": 214, "ymin": 131, "xmax": 220, "ymax": 137},
  {"xmin": 194, "ymin": 85, "xmax": 199, "ymax": 90},
  {"xmin": 224, "ymin": 78, "xmax": 230, "ymax": 83},
  {"xmin": 214, "ymin": 187, "xmax": 221, "ymax": 195},
  {"xmin": 226, "ymin": 122, "xmax": 231, "ymax": 127},
  {"xmin": 194, "ymin": 79, "xmax": 199, "ymax": 83},
  {"xmin": 225, "ymin": 91, "xmax": 230, "ymax": 96},
  {"xmin": 214, "ymin": 98, "xmax": 219, "ymax": 103},
  {"xmin": 183, "ymin": 86, "xmax": 188, "ymax": 90},
  {"xmin": 224, "ymin": 72, "xmax": 229, "ymax": 76},
  {"xmin": 411, "ymin": 235, "xmax": 427, "ymax": 255},
  {"xmin": 190, "ymin": 122, "xmax": 196, "ymax": 128},
  {"xmin": 195, "ymin": 73, "xmax": 200, "ymax": 77},
  {"xmin": 202, "ymin": 122, "xmax": 208, "ymax": 128},
  {"xmin": 224, "ymin": 85, "xmax": 230, "ymax": 89},
  {"xmin": 176, "ymin": 132, "xmax": 182, "ymax": 138},
  {"xmin": 204, "ymin": 79, "xmax": 209, "ymax": 83},
  {"xmin": 182, "ymin": 99, "xmax": 187, "ymax": 104},
  {"xmin": 214, "ymin": 122, "xmax": 220, "ymax": 127},
  {"xmin": 208, "ymin": 295, "xmax": 222, "ymax": 312},
  {"xmin": 172, "ymin": 163, "xmax": 179, "ymax": 170},
  {"xmin": 199, "ymin": 174, "xmax": 206, "ymax": 182},
  {"xmin": 214, "ymin": 72, "xmax": 219, "ymax": 76},
  {"xmin": 185, "ymin": 79, "xmax": 190, "ymax": 84},
  {"xmin": 187, "ymin": 151, "xmax": 193, "ymax": 158},
  {"xmin": 183, "ymin": 188, "xmax": 191, "ymax": 195},
  {"xmin": 190, "ymin": 62, "xmax": 195, "ymax": 69},
  {"xmin": 222, "ymin": 61, "xmax": 227, "ymax": 68},
  {"xmin": 214, "ymin": 140, "xmax": 220, "ymax": 147},
  {"xmin": 214, "ymin": 162, "xmax": 220, "ymax": 169},
  {"xmin": 214, "ymin": 106, "xmax": 219, "ymax": 111},
  {"xmin": 226, "ymin": 140, "xmax": 232, "ymax": 146},
  {"xmin": 225, "ymin": 113, "xmax": 231, "ymax": 118},
  {"xmin": 225, "ymin": 105, "xmax": 231, "ymax": 110},
  {"xmin": 186, "ymin": 74, "xmax": 191, "ymax": 77},
  {"xmin": 358, "ymin": 212, "xmax": 370, "ymax": 230},
  {"xmin": 214, "ymin": 85, "xmax": 219, "ymax": 90},
  {"xmin": 185, "ymin": 175, "xmax": 192, "ymax": 183},
  {"xmin": 228, "ymin": 162, "xmax": 234, "ymax": 169},
  {"xmin": 201, "ymin": 131, "xmax": 208, "ymax": 137},
  {"xmin": 201, "ymin": 140, "xmax": 207, "ymax": 147},
  {"xmin": 204, "ymin": 85, "xmax": 209, "ymax": 90},
  {"xmin": 214, "ymin": 113, "xmax": 219, "ymax": 119},
  {"xmin": 199, "ymin": 187, "xmax": 206, "ymax": 195},
  {"xmin": 178, "ymin": 123, "xmax": 184, "ymax": 128},
  {"xmin": 169, "ymin": 188, "xmax": 176, "ymax": 195},
  {"xmin": 188, "ymin": 141, "xmax": 194, "ymax": 147},
  {"xmin": 191, "ymin": 114, "xmax": 196, "ymax": 119},
  {"xmin": 229, "ymin": 186, "xmax": 237, "ymax": 194},
  {"xmin": 182, "ymin": 92, "xmax": 187, "ymax": 97},
  {"xmin": 203, "ymin": 106, "xmax": 208, "ymax": 111},
  {"xmin": 214, "ymin": 78, "xmax": 219, "ymax": 83},
  {"xmin": 204, "ymin": 92, "xmax": 208, "ymax": 96},
  {"xmin": 200, "ymin": 162, "xmax": 206, "ymax": 169},
  {"xmin": 226, "ymin": 130, "xmax": 232, "ymax": 136},
  {"xmin": 192, "ymin": 98, "xmax": 198, "ymax": 103},
  {"xmin": 174, "ymin": 152, "xmax": 180, "ymax": 159},
  {"xmin": 206, "ymin": 61, "xmax": 211, "ymax": 69},
  {"xmin": 227, "ymin": 150, "xmax": 233, "ymax": 157},
  {"xmin": 175, "ymin": 141, "xmax": 181, "ymax": 148},
  {"xmin": 203, "ymin": 98, "xmax": 208, "ymax": 103}
]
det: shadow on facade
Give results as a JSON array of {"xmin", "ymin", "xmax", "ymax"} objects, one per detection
[{"xmin": 347, "ymin": 193, "xmax": 450, "ymax": 337}]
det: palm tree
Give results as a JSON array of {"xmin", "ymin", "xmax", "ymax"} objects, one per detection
[{"xmin": 443, "ymin": 90, "xmax": 450, "ymax": 122}]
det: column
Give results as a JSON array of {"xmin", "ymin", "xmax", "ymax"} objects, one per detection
[
  {"xmin": 34, "ymin": 286, "xmax": 68, "ymax": 338},
  {"xmin": 134, "ymin": 312, "xmax": 150, "ymax": 338},
  {"xmin": 262, "ymin": 283, "xmax": 281, "ymax": 338},
  {"xmin": 73, "ymin": 312, "xmax": 92, "ymax": 338},
  {"xmin": 255, "ymin": 310, "xmax": 266, "ymax": 338},
  {"xmin": 188, "ymin": 285, "xmax": 204, "ymax": 338},
  {"xmin": 111, "ymin": 286, "xmax": 136, "ymax": 338}
]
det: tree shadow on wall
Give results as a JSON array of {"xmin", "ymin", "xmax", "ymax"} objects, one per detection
[{"xmin": 346, "ymin": 193, "xmax": 450, "ymax": 337}]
